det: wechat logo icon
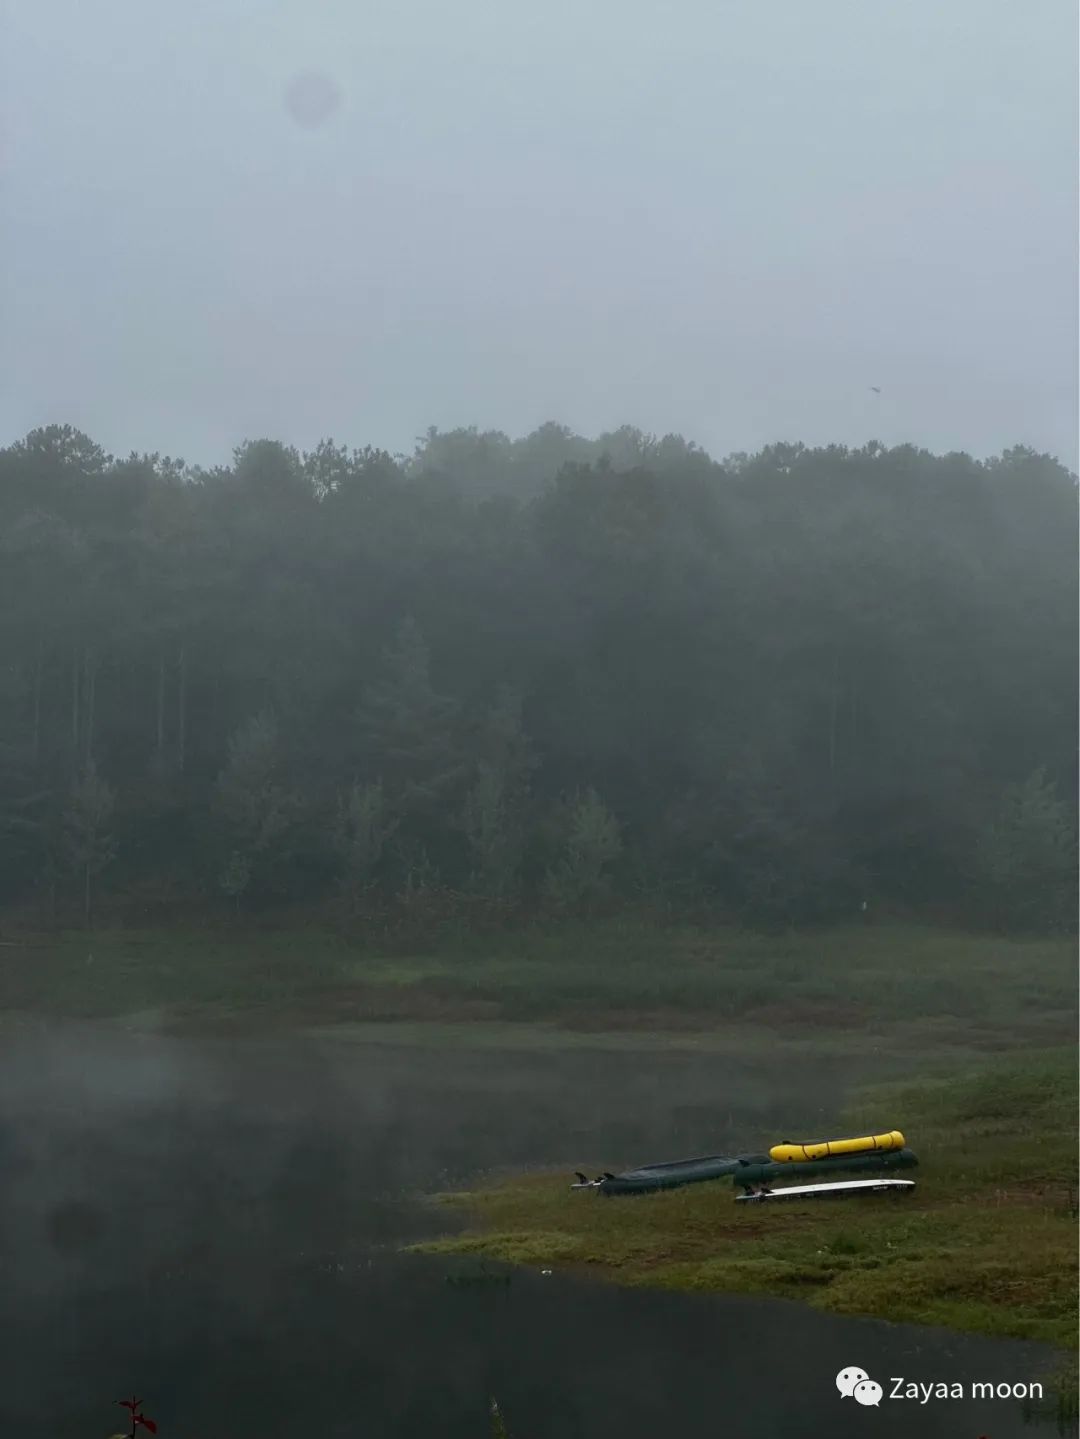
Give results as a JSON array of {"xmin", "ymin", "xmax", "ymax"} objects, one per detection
[{"xmin": 837, "ymin": 1367, "xmax": 883, "ymax": 1407}]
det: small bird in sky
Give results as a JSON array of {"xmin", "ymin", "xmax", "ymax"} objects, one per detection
[{"xmin": 869, "ymin": 386, "xmax": 882, "ymax": 394}]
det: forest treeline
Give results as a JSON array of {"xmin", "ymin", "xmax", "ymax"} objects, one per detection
[{"xmin": 0, "ymin": 421, "xmax": 1076, "ymax": 932}]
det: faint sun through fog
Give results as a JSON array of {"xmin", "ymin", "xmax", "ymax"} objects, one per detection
[{"xmin": 283, "ymin": 71, "xmax": 342, "ymax": 129}]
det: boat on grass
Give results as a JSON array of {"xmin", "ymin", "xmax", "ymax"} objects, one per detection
[
  {"xmin": 572, "ymin": 1152, "xmax": 770, "ymax": 1196},
  {"xmin": 573, "ymin": 1128, "xmax": 917, "ymax": 1198},
  {"xmin": 732, "ymin": 1147, "xmax": 918, "ymax": 1189},
  {"xmin": 768, "ymin": 1130, "xmax": 905, "ymax": 1163}
]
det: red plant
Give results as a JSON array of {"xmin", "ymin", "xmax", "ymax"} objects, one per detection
[{"xmin": 117, "ymin": 1396, "xmax": 158, "ymax": 1436}]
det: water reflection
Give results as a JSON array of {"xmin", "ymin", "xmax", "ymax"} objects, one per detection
[{"xmin": 0, "ymin": 1022, "xmax": 1063, "ymax": 1436}]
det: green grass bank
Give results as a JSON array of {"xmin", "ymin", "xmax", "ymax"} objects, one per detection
[
  {"xmin": 0, "ymin": 921, "xmax": 1074, "ymax": 1058},
  {"xmin": 417, "ymin": 1052, "xmax": 1078, "ymax": 1351}
]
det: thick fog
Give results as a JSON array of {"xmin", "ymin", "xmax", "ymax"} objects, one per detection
[{"xmin": 2, "ymin": 0, "xmax": 1076, "ymax": 468}]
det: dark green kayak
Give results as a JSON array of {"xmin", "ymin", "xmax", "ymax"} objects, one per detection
[
  {"xmin": 573, "ymin": 1153, "xmax": 771, "ymax": 1196},
  {"xmin": 732, "ymin": 1148, "xmax": 919, "ymax": 1188}
]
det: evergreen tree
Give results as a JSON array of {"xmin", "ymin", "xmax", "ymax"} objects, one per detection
[
  {"xmin": 353, "ymin": 618, "xmax": 467, "ymax": 884},
  {"xmin": 62, "ymin": 761, "xmax": 116, "ymax": 926},
  {"xmin": 335, "ymin": 779, "xmax": 397, "ymax": 914},
  {"xmin": 0, "ymin": 421, "xmax": 1073, "ymax": 932},
  {"xmin": 543, "ymin": 789, "xmax": 622, "ymax": 912},
  {"xmin": 977, "ymin": 769, "xmax": 1077, "ymax": 932},
  {"xmin": 461, "ymin": 686, "xmax": 536, "ymax": 898},
  {"xmin": 213, "ymin": 711, "xmax": 299, "ymax": 904}
]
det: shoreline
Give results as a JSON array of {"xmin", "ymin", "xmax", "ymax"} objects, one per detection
[
  {"xmin": 2, "ymin": 924, "xmax": 1074, "ymax": 1419},
  {"xmin": 414, "ymin": 1052, "xmax": 1079, "ymax": 1357},
  {"xmin": 1, "ymin": 920, "xmax": 1074, "ymax": 1056}
]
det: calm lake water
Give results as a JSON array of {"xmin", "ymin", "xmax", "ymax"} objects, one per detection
[{"xmin": 0, "ymin": 1020, "xmax": 1063, "ymax": 1437}]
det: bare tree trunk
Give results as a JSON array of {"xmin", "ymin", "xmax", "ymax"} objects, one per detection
[
  {"xmin": 156, "ymin": 654, "xmax": 165, "ymax": 763},
  {"xmin": 177, "ymin": 644, "xmax": 187, "ymax": 773},
  {"xmin": 84, "ymin": 650, "xmax": 97, "ymax": 768},
  {"xmin": 32, "ymin": 637, "xmax": 43, "ymax": 769},
  {"xmin": 71, "ymin": 647, "xmax": 80, "ymax": 765}
]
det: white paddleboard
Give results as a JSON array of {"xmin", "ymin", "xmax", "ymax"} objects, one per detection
[{"xmin": 736, "ymin": 1178, "xmax": 915, "ymax": 1203}]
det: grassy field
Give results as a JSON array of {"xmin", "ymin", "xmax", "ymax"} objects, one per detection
[
  {"xmin": 416, "ymin": 1051, "xmax": 1079, "ymax": 1353},
  {"xmin": 0, "ymin": 920, "xmax": 1074, "ymax": 1056}
]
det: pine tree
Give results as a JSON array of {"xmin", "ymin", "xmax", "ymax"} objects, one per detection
[
  {"xmin": 335, "ymin": 779, "xmax": 397, "ymax": 912},
  {"xmin": 543, "ymin": 788, "xmax": 622, "ymax": 911},
  {"xmin": 354, "ymin": 619, "xmax": 463, "ymax": 807},
  {"xmin": 977, "ymin": 768, "xmax": 1076, "ymax": 932},
  {"xmin": 213, "ymin": 711, "xmax": 298, "ymax": 904},
  {"xmin": 462, "ymin": 686, "xmax": 536, "ymax": 898},
  {"xmin": 62, "ymin": 761, "xmax": 116, "ymax": 926}
]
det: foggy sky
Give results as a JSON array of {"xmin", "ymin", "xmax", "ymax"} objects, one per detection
[{"xmin": 3, "ymin": 0, "xmax": 1077, "ymax": 470}]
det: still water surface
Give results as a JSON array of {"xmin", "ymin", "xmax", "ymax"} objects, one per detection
[{"xmin": 0, "ymin": 1021, "xmax": 1061, "ymax": 1436}]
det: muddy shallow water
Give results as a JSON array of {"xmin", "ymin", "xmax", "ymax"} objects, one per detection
[{"xmin": 0, "ymin": 1020, "xmax": 1062, "ymax": 1436}]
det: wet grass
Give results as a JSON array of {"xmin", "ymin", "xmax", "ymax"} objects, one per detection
[
  {"xmin": 0, "ymin": 920, "xmax": 1074, "ymax": 1056},
  {"xmin": 415, "ymin": 1050, "xmax": 1079, "ymax": 1351}
]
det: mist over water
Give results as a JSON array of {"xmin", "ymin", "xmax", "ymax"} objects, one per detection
[{"xmin": 0, "ymin": 1022, "xmax": 1058, "ymax": 1436}]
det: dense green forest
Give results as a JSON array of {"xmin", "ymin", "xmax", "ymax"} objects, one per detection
[{"xmin": 0, "ymin": 421, "xmax": 1075, "ymax": 932}]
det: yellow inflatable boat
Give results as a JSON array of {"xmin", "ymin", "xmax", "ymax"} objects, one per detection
[{"xmin": 769, "ymin": 1130, "xmax": 905, "ymax": 1163}]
